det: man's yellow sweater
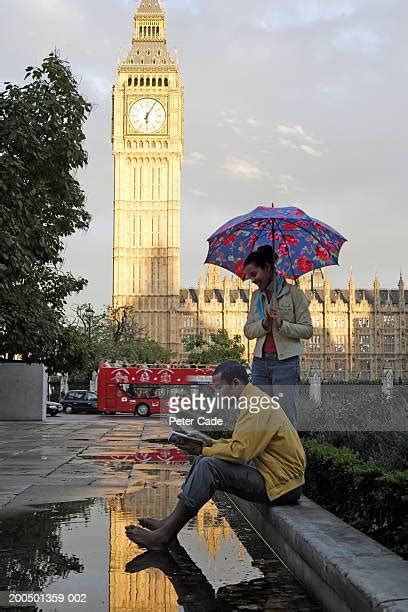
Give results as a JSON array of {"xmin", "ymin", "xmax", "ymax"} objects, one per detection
[{"xmin": 202, "ymin": 383, "xmax": 305, "ymax": 501}]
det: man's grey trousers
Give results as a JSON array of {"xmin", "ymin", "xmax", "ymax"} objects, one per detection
[{"xmin": 178, "ymin": 456, "xmax": 301, "ymax": 515}]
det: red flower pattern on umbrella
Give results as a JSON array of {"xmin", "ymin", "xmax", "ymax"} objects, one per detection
[
  {"xmin": 278, "ymin": 243, "xmax": 290, "ymax": 257},
  {"xmin": 297, "ymin": 256, "xmax": 313, "ymax": 273},
  {"xmin": 316, "ymin": 246, "xmax": 331, "ymax": 261},
  {"xmin": 282, "ymin": 234, "xmax": 299, "ymax": 246},
  {"xmin": 233, "ymin": 260, "xmax": 246, "ymax": 278},
  {"xmin": 222, "ymin": 234, "xmax": 235, "ymax": 246}
]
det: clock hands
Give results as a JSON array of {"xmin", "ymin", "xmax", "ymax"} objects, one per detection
[{"xmin": 144, "ymin": 100, "xmax": 157, "ymax": 125}]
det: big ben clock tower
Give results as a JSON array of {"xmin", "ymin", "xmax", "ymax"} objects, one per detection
[{"xmin": 112, "ymin": 0, "xmax": 183, "ymax": 354}]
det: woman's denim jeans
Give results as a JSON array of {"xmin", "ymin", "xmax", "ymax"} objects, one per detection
[{"xmin": 252, "ymin": 353, "xmax": 300, "ymax": 428}]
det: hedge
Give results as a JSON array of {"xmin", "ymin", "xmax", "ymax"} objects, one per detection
[{"xmin": 302, "ymin": 439, "xmax": 408, "ymax": 560}]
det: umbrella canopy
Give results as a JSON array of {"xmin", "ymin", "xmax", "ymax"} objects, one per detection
[{"xmin": 205, "ymin": 206, "xmax": 347, "ymax": 280}]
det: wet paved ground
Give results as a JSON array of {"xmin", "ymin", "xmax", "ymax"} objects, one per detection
[{"xmin": 0, "ymin": 415, "xmax": 320, "ymax": 611}]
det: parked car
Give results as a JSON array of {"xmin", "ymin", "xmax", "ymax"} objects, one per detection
[
  {"xmin": 46, "ymin": 401, "xmax": 63, "ymax": 417},
  {"xmin": 60, "ymin": 390, "xmax": 98, "ymax": 414}
]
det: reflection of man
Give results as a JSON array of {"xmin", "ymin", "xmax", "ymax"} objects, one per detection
[{"xmin": 126, "ymin": 361, "xmax": 305, "ymax": 550}]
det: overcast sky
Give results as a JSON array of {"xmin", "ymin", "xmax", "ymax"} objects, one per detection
[{"xmin": 2, "ymin": 0, "xmax": 407, "ymax": 309}]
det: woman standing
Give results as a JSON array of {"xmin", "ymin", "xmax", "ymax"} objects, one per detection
[{"xmin": 243, "ymin": 245, "xmax": 313, "ymax": 428}]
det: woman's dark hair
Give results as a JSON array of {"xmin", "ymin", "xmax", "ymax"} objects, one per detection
[{"xmin": 244, "ymin": 244, "xmax": 278, "ymax": 269}]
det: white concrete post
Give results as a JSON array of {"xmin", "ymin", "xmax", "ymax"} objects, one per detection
[
  {"xmin": 382, "ymin": 361, "xmax": 393, "ymax": 397},
  {"xmin": 309, "ymin": 363, "xmax": 321, "ymax": 405}
]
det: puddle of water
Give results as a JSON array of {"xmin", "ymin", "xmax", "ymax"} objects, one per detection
[{"xmin": 0, "ymin": 469, "xmax": 319, "ymax": 611}]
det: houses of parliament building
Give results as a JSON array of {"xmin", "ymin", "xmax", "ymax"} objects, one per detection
[{"xmin": 112, "ymin": 0, "xmax": 407, "ymax": 382}]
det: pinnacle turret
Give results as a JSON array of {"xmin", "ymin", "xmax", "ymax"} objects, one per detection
[{"xmin": 136, "ymin": 0, "xmax": 163, "ymax": 15}]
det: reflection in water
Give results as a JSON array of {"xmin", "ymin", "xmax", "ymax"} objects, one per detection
[
  {"xmin": 0, "ymin": 467, "xmax": 319, "ymax": 610},
  {"xmin": 108, "ymin": 467, "xmax": 261, "ymax": 611},
  {"xmin": 0, "ymin": 501, "xmax": 91, "ymax": 593}
]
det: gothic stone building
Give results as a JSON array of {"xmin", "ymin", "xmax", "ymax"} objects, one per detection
[
  {"xmin": 179, "ymin": 266, "xmax": 407, "ymax": 382},
  {"xmin": 112, "ymin": 1, "xmax": 407, "ymax": 381}
]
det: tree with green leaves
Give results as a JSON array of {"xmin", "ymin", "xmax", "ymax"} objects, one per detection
[
  {"xmin": 185, "ymin": 329, "xmax": 245, "ymax": 365},
  {"xmin": 0, "ymin": 53, "xmax": 92, "ymax": 370},
  {"xmin": 69, "ymin": 305, "xmax": 172, "ymax": 377}
]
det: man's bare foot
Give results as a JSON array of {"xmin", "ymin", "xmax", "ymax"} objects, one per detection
[
  {"xmin": 125, "ymin": 524, "xmax": 170, "ymax": 550},
  {"xmin": 125, "ymin": 550, "xmax": 179, "ymax": 574},
  {"xmin": 139, "ymin": 517, "xmax": 166, "ymax": 531}
]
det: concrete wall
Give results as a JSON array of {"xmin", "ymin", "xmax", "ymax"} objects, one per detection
[{"xmin": 0, "ymin": 363, "xmax": 47, "ymax": 421}]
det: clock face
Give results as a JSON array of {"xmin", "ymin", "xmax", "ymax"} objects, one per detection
[{"xmin": 129, "ymin": 97, "xmax": 166, "ymax": 134}]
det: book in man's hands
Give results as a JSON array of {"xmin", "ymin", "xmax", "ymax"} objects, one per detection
[{"xmin": 168, "ymin": 431, "xmax": 204, "ymax": 447}]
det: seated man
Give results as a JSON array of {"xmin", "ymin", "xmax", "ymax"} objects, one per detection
[{"xmin": 126, "ymin": 360, "xmax": 306, "ymax": 550}]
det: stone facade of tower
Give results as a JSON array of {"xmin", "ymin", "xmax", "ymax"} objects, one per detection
[{"xmin": 112, "ymin": 0, "xmax": 183, "ymax": 355}]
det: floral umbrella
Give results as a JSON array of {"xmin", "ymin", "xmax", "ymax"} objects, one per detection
[{"xmin": 205, "ymin": 205, "xmax": 347, "ymax": 280}]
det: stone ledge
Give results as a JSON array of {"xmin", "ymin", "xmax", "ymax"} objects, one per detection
[{"xmin": 225, "ymin": 494, "xmax": 408, "ymax": 612}]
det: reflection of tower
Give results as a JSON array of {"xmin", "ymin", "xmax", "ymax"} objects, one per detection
[
  {"xmin": 196, "ymin": 500, "xmax": 245, "ymax": 560},
  {"xmin": 108, "ymin": 484, "xmax": 180, "ymax": 611},
  {"xmin": 112, "ymin": 0, "xmax": 183, "ymax": 355}
]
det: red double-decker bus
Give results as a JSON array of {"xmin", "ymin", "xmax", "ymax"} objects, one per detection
[{"xmin": 97, "ymin": 362, "xmax": 215, "ymax": 417}]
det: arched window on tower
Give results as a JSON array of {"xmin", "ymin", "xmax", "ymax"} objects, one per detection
[
  {"xmin": 140, "ymin": 77, "xmax": 144, "ymax": 86},
  {"xmin": 134, "ymin": 77, "xmax": 138, "ymax": 86},
  {"xmin": 158, "ymin": 77, "xmax": 162, "ymax": 87},
  {"xmin": 128, "ymin": 77, "xmax": 132, "ymax": 86},
  {"xmin": 146, "ymin": 77, "xmax": 150, "ymax": 86},
  {"xmin": 156, "ymin": 26, "xmax": 159, "ymax": 36},
  {"xmin": 139, "ymin": 26, "xmax": 142, "ymax": 37},
  {"xmin": 152, "ymin": 77, "xmax": 156, "ymax": 86},
  {"xmin": 148, "ymin": 26, "xmax": 151, "ymax": 36},
  {"xmin": 144, "ymin": 26, "xmax": 147, "ymax": 36},
  {"xmin": 152, "ymin": 59, "xmax": 156, "ymax": 65},
  {"xmin": 164, "ymin": 77, "xmax": 168, "ymax": 87}
]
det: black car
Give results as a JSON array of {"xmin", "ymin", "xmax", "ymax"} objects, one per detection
[
  {"xmin": 46, "ymin": 401, "xmax": 63, "ymax": 417},
  {"xmin": 60, "ymin": 390, "xmax": 98, "ymax": 414}
]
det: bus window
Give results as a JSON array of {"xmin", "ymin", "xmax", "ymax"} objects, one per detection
[{"xmin": 118, "ymin": 384, "xmax": 166, "ymax": 399}]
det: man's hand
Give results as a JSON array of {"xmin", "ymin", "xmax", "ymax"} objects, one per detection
[
  {"xmin": 186, "ymin": 430, "xmax": 214, "ymax": 446},
  {"xmin": 174, "ymin": 438, "xmax": 204, "ymax": 456}
]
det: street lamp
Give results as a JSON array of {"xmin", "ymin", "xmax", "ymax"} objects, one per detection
[{"xmin": 84, "ymin": 303, "xmax": 94, "ymax": 343}]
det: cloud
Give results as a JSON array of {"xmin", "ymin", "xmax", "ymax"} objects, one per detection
[
  {"xmin": 299, "ymin": 144, "xmax": 323, "ymax": 157},
  {"xmin": 260, "ymin": 0, "xmax": 355, "ymax": 30},
  {"xmin": 184, "ymin": 151, "xmax": 207, "ymax": 165},
  {"xmin": 333, "ymin": 26, "xmax": 380, "ymax": 55},
  {"xmin": 276, "ymin": 124, "xmax": 305, "ymax": 136},
  {"xmin": 276, "ymin": 124, "xmax": 326, "ymax": 157},
  {"xmin": 222, "ymin": 157, "xmax": 265, "ymax": 179},
  {"xmin": 247, "ymin": 117, "xmax": 259, "ymax": 127},
  {"xmin": 271, "ymin": 173, "xmax": 306, "ymax": 194},
  {"xmin": 219, "ymin": 110, "xmax": 260, "ymax": 138},
  {"xmin": 82, "ymin": 73, "xmax": 111, "ymax": 101},
  {"xmin": 189, "ymin": 188, "xmax": 208, "ymax": 198}
]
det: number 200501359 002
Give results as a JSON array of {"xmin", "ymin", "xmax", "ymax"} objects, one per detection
[{"xmin": 9, "ymin": 592, "xmax": 87, "ymax": 604}]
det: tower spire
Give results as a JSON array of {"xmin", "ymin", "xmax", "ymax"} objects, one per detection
[{"xmin": 136, "ymin": 0, "xmax": 163, "ymax": 14}]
